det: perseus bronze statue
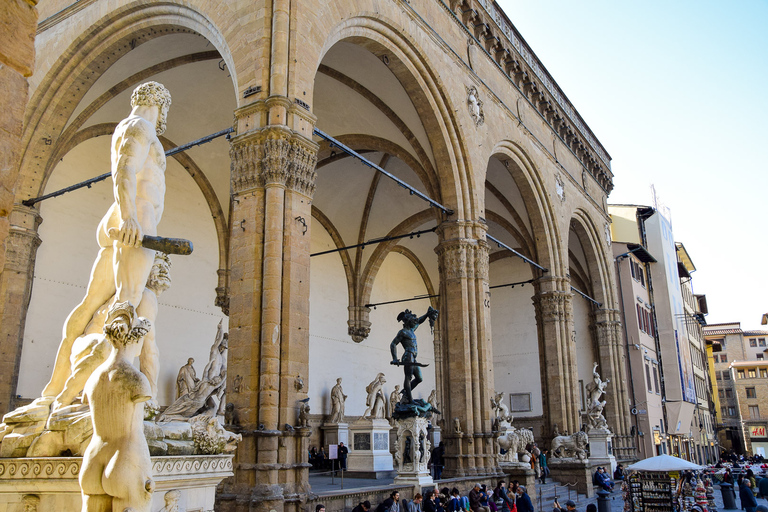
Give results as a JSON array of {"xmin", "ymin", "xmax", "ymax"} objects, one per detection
[{"xmin": 390, "ymin": 306, "xmax": 439, "ymax": 405}]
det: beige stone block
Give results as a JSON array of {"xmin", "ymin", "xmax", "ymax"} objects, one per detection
[
  {"xmin": 0, "ymin": 0, "xmax": 37, "ymax": 76},
  {"xmin": 0, "ymin": 430, "xmax": 39, "ymax": 457}
]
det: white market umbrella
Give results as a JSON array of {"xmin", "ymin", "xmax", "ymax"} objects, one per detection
[{"xmin": 626, "ymin": 454, "xmax": 705, "ymax": 472}]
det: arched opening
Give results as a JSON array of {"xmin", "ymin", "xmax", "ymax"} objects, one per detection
[{"xmin": 16, "ymin": 27, "xmax": 237, "ymax": 408}]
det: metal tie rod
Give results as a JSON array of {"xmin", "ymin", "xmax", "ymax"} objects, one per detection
[
  {"xmin": 22, "ymin": 127, "xmax": 234, "ymax": 207},
  {"xmin": 311, "ymin": 227, "xmax": 437, "ymax": 257},
  {"xmin": 571, "ymin": 285, "xmax": 602, "ymax": 307},
  {"xmin": 486, "ymin": 233, "xmax": 549, "ymax": 273},
  {"xmin": 313, "ymin": 128, "xmax": 454, "ymax": 216}
]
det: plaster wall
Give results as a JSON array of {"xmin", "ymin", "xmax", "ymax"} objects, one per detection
[
  {"xmin": 309, "ymin": 224, "xmax": 436, "ymax": 418},
  {"xmin": 489, "ymin": 256, "xmax": 540, "ymax": 417}
]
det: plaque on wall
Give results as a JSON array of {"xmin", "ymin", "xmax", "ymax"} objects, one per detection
[
  {"xmin": 374, "ymin": 432, "xmax": 388, "ymax": 450},
  {"xmin": 354, "ymin": 433, "xmax": 371, "ymax": 450}
]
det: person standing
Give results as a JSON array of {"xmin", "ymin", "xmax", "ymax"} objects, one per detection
[
  {"xmin": 741, "ymin": 479, "xmax": 758, "ymax": 512},
  {"xmin": 540, "ymin": 450, "xmax": 549, "ymax": 484},
  {"xmin": 494, "ymin": 482, "xmax": 514, "ymax": 512},
  {"xmin": 432, "ymin": 441, "xmax": 445, "ymax": 480},
  {"xmin": 338, "ymin": 441, "xmax": 349, "ymax": 470}
]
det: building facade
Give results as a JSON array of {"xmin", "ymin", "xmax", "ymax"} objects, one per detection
[
  {"xmin": 0, "ymin": 0, "xmax": 636, "ymax": 510},
  {"xmin": 610, "ymin": 205, "xmax": 715, "ymax": 464},
  {"xmin": 705, "ymin": 323, "xmax": 768, "ymax": 455}
]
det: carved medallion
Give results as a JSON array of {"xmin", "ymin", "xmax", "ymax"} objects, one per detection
[
  {"xmin": 555, "ymin": 174, "xmax": 565, "ymax": 202},
  {"xmin": 466, "ymin": 85, "xmax": 484, "ymax": 126}
]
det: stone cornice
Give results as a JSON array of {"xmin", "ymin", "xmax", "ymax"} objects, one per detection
[{"xmin": 431, "ymin": 0, "xmax": 613, "ymax": 193}]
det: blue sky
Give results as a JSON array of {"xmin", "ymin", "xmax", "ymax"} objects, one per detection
[{"xmin": 496, "ymin": 0, "xmax": 768, "ymax": 327}]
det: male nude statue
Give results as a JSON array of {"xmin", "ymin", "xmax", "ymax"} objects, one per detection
[
  {"xmin": 42, "ymin": 81, "xmax": 171, "ymax": 402},
  {"xmin": 79, "ymin": 301, "xmax": 154, "ymax": 512},
  {"xmin": 390, "ymin": 306, "xmax": 438, "ymax": 403},
  {"xmin": 52, "ymin": 252, "xmax": 171, "ymax": 411}
]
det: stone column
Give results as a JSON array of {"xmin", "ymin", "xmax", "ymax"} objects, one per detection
[
  {"xmin": 219, "ymin": 100, "xmax": 317, "ymax": 512},
  {"xmin": 435, "ymin": 220, "xmax": 496, "ymax": 477},
  {"xmin": 0, "ymin": 206, "xmax": 42, "ymax": 415},
  {"xmin": 532, "ymin": 276, "xmax": 580, "ymax": 440},
  {"xmin": 591, "ymin": 307, "xmax": 634, "ymax": 459}
]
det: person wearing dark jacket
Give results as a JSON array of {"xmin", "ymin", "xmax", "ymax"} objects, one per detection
[
  {"xmin": 740, "ymin": 479, "xmax": 758, "ymax": 512},
  {"xmin": 353, "ymin": 502, "xmax": 372, "ymax": 512},
  {"xmin": 425, "ymin": 489, "xmax": 440, "ymax": 512},
  {"xmin": 515, "ymin": 486, "xmax": 533, "ymax": 512}
]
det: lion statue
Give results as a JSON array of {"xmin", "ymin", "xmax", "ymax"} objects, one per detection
[
  {"xmin": 550, "ymin": 431, "xmax": 589, "ymax": 460},
  {"xmin": 497, "ymin": 427, "xmax": 535, "ymax": 463}
]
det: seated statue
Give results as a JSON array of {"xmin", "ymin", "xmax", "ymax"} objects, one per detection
[{"xmin": 156, "ymin": 322, "xmax": 228, "ymax": 422}]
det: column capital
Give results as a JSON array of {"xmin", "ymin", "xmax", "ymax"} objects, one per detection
[
  {"xmin": 229, "ymin": 128, "xmax": 318, "ymax": 196},
  {"xmin": 4, "ymin": 205, "xmax": 42, "ymax": 273}
]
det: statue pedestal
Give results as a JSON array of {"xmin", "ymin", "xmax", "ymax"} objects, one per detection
[
  {"xmin": 0, "ymin": 454, "xmax": 233, "ymax": 511},
  {"xmin": 346, "ymin": 418, "xmax": 393, "ymax": 478},
  {"xmin": 500, "ymin": 464, "xmax": 537, "ymax": 508},
  {"xmin": 547, "ymin": 458, "xmax": 594, "ymax": 498},
  {"xmin": 587, "ymin": 429, "xmax": 616, "ymax": 473},
  {"xmin": 321, "ymin": 422, "xmax": 349, "ymax": 448},
  {"xmin": 393, "ymin": 416, "xmax": 433, "ymax": 487}
]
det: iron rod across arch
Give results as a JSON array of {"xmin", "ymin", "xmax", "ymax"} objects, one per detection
[
  {"xmin": 313, "ymin": 127, "xmax": 455, "ymax": 216},
  {"xmin": 22, "ymin": 127, "xmax": 234, "ymax": 207}
]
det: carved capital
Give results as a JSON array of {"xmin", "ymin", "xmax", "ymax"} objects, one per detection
[
  {"xmin": 475, "ymin": 241, "xmax": 489, "ymax": 281},
  {"xmin": 229, "ymin": 132, "xmax": 318, "ymax": 196},
  {"xmin": 436, "ymin": 240, "xmax": 468, "ymax": 280},
  {"xmin": 261, "ymin": 136, "xmax": 292, "ymax": 186},
  {"xmin": 532, "ymin": 291, "xmax": 572, "ymax": 322},
  {"xmin": 4, "ymin": 213, "xmax": 42, "ymax": 273},
  {"xmin": 230, "ymin": 135, "xmax": 261, "ymax": 194}
]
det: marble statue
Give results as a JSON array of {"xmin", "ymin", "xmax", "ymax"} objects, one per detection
[
  {"xmin": 43, "ymin": 82, "xmax": 173, "ymax": 410},
  {"xmin": 550, "ymin": 431, "xmax": 589, "ymax": 460},
  {"xmin": 363, "ymin": 373, "xmax": 387, "ymax": 419},
  {"xmin": 61, "ymin": 252, "xmax": 171, "ymax": 412},
  {"xmin": 298, "ymin": 399, "xmax": 310, "ymax": 428},
  {"xmin": 79, "ymin": 301, "xmax": 154, "ymax": 512},
  {"xmin": 389, "ymin": 384, "xmax": 401, "ymax": 422},
  {"xmin": 233, "ymin": 374, "xmax": 243, "ymax": 393},
  {"xmin": 159, "ymin": 490, "xmax": 181, "ymax": 512},
  {"xmin": 176, "ymin": 358, "xmax": 198, "ymax": 398},
  {"xmin": 328, "ymin": 378, "xmax": 347, "ymax": 423},
  {"xmin": 156, "ymin": 323, "xmax": 227, "ymax": 422},
  {"xmin": 190, "ymin": 414, "xmax": 241, "ymax": 454},
  {"xmin": 585, "ymin": 362, "xmax": 610, "ymax": 431},
  {"xmin": 427, "ymin": 389, "xmax": 438, "ymax": 412},
  {"xmin": 453, "ymin": 417, "xmax": 462, "ymax": 435},
  {"xmin": 390, "ymin": 306, "xmax": 438, "ymax": 404},
  {"xmin": 497, "ymin": 427, "xmax": 534, "ymax": 464},
  {"xmin": 491, "ymin": 391, "xmax": 513, "ymax": 428}
]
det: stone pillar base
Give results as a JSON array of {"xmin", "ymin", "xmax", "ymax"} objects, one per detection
[
  {"xmin": 500, "ymin": 464, "xmax": 537, "ymax": 508},
  {"xmin": 587, "ymin": 429, "xmax": 616, "ymax": 474},
  {"xmin": 547, "ymin": 458, "xmax": 594, "ymax": 498},
  {"xmin": 346, "ymin": 418, "xmax": 394, "ymax": 478},
  {"xmin": 393, "ymin": 416, "xmax": 433, "ymax": 487},
  {"xmin": 0, "ymin": 454, "xmax": 233, "ymax": 512},
  {"xmin": 322, "ymin": 422, "xmax": 349, "ymax": 447}
]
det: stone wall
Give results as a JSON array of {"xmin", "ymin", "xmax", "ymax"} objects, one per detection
[{"xmin": 0, "ymin": 0, "xmax": 37, "ymax": 417}]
